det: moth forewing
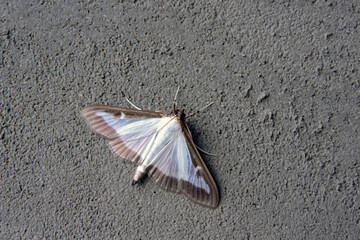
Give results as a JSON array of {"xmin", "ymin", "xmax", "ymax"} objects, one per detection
[
  {"xmin": 80, "ymin": 105, "xmax": 165, "ymax": 139},
  {"xmin": 81, "ymin": 104, "xmax": 219, "ymax": 209},
  {"xmin": 180, "ymin": 122, "xmax": 219, "ymax": 208}
]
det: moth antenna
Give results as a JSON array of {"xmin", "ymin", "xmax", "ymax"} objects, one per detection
[
  {"xmin": 173, "ymin": 86, "xmax": 180, "ymax": 111},
  {"xmin": 125, "ymin": 97, "xmax": 141, "ymax": 110},
  {"xmin": 196, "ymin": 145, "xmax": 218, "ymax": 156},
  {"xmin": 120, "ymin": 90, "xmax": 142, "ymax": 110},
  {"xmin": 185, "ymin": 101, "xmax": 214, "ymax": 119}
]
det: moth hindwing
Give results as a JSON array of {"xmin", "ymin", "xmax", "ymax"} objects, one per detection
[{"xmin": 81, "ymin": 105, "xmax": 219, "ymax": 208}]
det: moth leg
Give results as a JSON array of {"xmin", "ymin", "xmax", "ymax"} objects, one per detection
[{"xmin": 196, "ymin": 144, "xmax": 217, "ymax": 156}]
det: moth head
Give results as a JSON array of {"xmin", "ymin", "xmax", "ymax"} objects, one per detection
[{"xmin": 173, "ymin": 108, "xmax": 185, "ymax": 121}]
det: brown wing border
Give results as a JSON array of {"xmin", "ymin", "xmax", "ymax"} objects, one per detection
[
  {"xmin": 147, "ymin": 121, "xmax": 219, "ymax": 209},
  {"xmin": 81, "ymin": 105, "xmax": 167, "ymax": 139},
  {"xmin": 81, "ymin": 105, "xmax": 219, "ymax": 208},
  {"xmin": 81, "ymin": 105, "xmax": 166, "ymax": 121},
  {"xmin": 181, "ymin": 122, "xmax": 219, "ymax": 209},
  {"xmin": 81, "ymin": 105, "xmax": 167, "ymax": 163}
]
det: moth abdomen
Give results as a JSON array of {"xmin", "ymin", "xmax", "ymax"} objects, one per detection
[{"xmin": 133, "ymin": 165, "xmax": 147, "ymax": 185}]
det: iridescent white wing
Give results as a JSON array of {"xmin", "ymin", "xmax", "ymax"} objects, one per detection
[
  {"xmin": 147, "ymin": 122, "xmax": 219, "ymax": 208},
  {"xmin": 81, "ymin": 105, "xmax": 167, "ymax": 164},
  {"xmin": 81, "ymin": 105, "xmax": 219, "ymax": 208}
]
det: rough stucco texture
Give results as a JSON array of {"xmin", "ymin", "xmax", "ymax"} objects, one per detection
[{"xmin": 1, "ymin": 1, "xmax": 359, "ymax": 239}]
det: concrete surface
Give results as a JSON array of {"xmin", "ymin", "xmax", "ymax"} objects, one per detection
[{"xmin": 1, "ymin": 1, "xmax": 359, "ymax": 239}]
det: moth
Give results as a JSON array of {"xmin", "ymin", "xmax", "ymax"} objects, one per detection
[{"xmin": 80, "ymin": 92, "xmax": 219, "ymax": 208}]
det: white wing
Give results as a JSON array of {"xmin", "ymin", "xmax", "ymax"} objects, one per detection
[
  {"xmin": 81, "ymin": 105, "xmax": 169, "ymax": 164},
  {"xmin": 81, "ymin": 105, "xmax": 219, "ymax": 208},
  {"xmin": 146, "ymin": 122, "xmax": 218, "ymax": 208}
]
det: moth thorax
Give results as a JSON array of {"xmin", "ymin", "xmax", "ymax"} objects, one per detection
[
  {"xmin": 133, "ymin": 165, "xmax": 147, "ymax": 184},
  {"xmin": 174, "ymin": 108, "xmax": 185, "ymax": 121}
]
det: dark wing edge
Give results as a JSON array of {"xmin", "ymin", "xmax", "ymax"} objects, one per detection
[
  {"xmin": 81, "ymin": 105, "xmax": 219, "ymax": 208},
  {"xmin": 147, "ymin": 121, "xmax": 219, "ymax": 209},
  {"xmin": 181, "ymin": 123, "xmax": 219, "ymax": 209},
  {"xmin": 80, "ymin": 105, "xmax": 166, "ymax": 163},
  {"xmin": 80, "ymin": 105, "xmax": 165, "ymax": 139}
]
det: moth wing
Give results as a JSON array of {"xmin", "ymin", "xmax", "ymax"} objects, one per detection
[
  {"xmin": 147, "ymin": 123, "xmax": 219, "ymax": 209},
  {"xmin": 81, "ymin": 105, "xmax": 167, "ymax": 164},
  {"xmin": 81, "ymin": 105, "xmax": 219, "ymax": 208}
]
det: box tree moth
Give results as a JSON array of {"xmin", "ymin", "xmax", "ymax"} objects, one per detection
[{"xmin": 81, "ymin": 92, "xmax": 219, "ymax": 208}]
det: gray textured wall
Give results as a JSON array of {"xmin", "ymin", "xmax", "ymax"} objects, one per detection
[{"xmin": 1, "ymin": 1, "xmax": 359, "ymax": 239}]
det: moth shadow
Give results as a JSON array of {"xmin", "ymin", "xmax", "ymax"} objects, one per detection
[{"xmin": 185, "ymin": 121, "xmax": 221, "ymax": 194}]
